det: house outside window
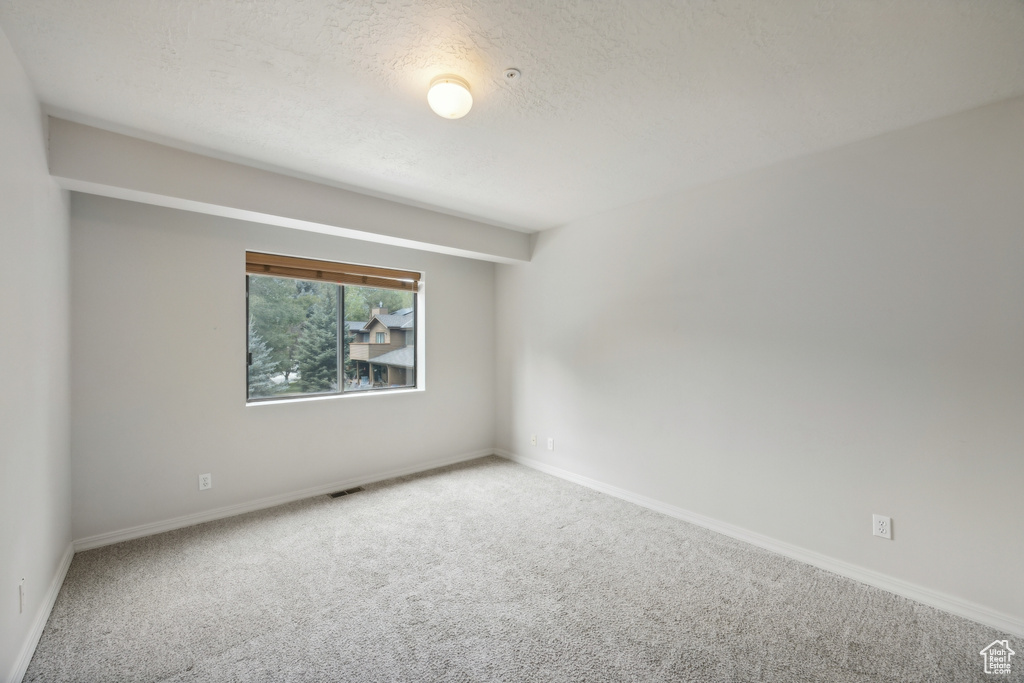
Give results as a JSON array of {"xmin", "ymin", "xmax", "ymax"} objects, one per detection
[{"xmin": 245, "ymin": 252, "xmax": 419, "ymax": 400}]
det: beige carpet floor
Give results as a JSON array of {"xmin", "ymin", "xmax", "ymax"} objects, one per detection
[{"xmin": 25, "ymin": 456, "xmax": 1019, "ymax": 682}]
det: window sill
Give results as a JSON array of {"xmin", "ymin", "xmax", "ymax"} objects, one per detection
[{"xmin": 245, "ymin": 386, "xmax": 423, "ymax": 407}]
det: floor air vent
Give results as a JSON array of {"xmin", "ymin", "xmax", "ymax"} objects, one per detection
[{"xmin": 328, "ymin": 487, "xmax": 364, "ymax": 498}]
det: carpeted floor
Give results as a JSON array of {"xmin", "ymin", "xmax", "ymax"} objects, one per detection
[{"xmin": 26, "ymin": 456, "xmax": 1018, "ymax": 682}]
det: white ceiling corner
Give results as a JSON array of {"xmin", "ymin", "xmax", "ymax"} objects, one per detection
[{"xmin": 2, "ymin": 0, "xmax": 1023, "ymax": 232}]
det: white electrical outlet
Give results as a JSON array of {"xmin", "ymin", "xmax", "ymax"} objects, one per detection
[
  {"xmin": 199, "ymin": 473, "xmax": 212, "ymax": 491},
  {"xmin": 872, "ymin": 514, "xmax": 891, "ymax": 539},
  {"xmin": 547, "ymin": 437, "xmax": 554, "ymax": 451},
  {"xmin": 19, "ymin": 578, "xmax": 25, "ymax": 614},
  {"xmin": 530, "ymin": 435, "xmax": 537, "ymax": 446}
]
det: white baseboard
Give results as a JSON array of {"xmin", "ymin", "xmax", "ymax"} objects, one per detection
[
  {"xmin": 10, "ymin": 541, "xmax": 74, "ymax": 683},
  {"xmin": 74, "ymin": 449, "xmax": 493, "ymax": 552},
  {"xmin": 496, "ymin": 449, "xmax": 1024, "ymax": 638}
]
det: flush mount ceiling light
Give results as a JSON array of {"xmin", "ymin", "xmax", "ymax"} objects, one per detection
[{"xmin": 427, "ymin": 74, "xmax": 472, "ymax": 119}]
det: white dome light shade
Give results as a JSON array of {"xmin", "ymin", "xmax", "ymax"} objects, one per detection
[{"xmin": 428, "ymin": 75, "xmax": 473, "ymax": 119}]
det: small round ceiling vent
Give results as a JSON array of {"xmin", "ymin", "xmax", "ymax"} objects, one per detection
[{"xmin": 503, "ymin": 68, "xmax": 521, "ymax": 81}]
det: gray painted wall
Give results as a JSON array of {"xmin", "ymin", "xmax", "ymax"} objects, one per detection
[
  {"xmin": 0, "ymin": 28, "xmax": 72, "ymax": 683},
  {"xmin": 69, "ymin": 194, "xmax": 496, "ymax": 541},
  {"xmin": 496, "ymin": 96, "xmax": 1024, "ymax": 624}
]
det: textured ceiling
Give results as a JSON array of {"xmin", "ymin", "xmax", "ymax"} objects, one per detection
[{"xmin": 2, "ymin": 0, "xmax": 1024, "ymax": 231}]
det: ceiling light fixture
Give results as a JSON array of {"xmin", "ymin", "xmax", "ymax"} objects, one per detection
[{"xmin": 428, "ymin": 75, "xmax": 473, "ymax": 119}]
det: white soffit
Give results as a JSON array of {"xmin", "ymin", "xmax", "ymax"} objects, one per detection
[
  {"xmin": 2, "ymin": 1, "xmax": 1024, "ymax": 232},
  {"xmin": 47, "ymin": 119, "xmax": 531, "ymax": 263}
]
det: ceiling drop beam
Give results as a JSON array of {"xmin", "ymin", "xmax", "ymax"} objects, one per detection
[{"xmin": 46, "ymin": 118, "xmax": 531, "ymax": 264}]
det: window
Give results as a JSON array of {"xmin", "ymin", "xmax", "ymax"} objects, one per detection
[{"xmin": 246, "ymin": 252, "xmax": 419, "ymax": 401}]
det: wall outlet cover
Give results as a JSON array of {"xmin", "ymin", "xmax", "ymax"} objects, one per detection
[
  {"xmin": 872, "ymin": 514, "xmax": 891, "ymax": 539},
  {"xmin": 199, "ymin": 473, "xmax": 212, "ymax": 491}
]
